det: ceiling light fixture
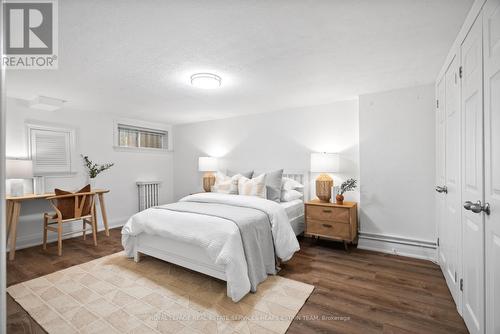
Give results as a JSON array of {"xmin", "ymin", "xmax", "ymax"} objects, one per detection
[
  {"xmin": 29, "ymin": 96, "xmax": 66, "ymax": 111},
  {"xmin": 190, "ymin": 73, "xmax": 222, "ymax": 89}
]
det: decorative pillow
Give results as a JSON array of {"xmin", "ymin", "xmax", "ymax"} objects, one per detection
[
  {"xmin": 281, "ymin": 189, "xmax": 303, "ymax": 202},
  {"xmin": 263, "ymin": 169, "xmax": 283, "ymax": 202},
  {"xmin": 282, "ymin": 177, "xmax": 305, "ymax": 191},
  {"xmin": 212, "ymin": 172, "xmax": 240, "ymax": 194},
  {"xmin": 238, "ymin": 174, "xmax": 267, "ymax": 198},
  {"xmin": 54, "ymin": 184, "xmax": 92, "ymax": 219},
  {"xmin": 227, "ymin": 169, "xmax": 254, "ymax": 179}
]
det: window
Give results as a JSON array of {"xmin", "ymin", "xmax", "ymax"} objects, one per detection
[
  {"xmin": 117, "ymin": 124, "xmax": 169, "ymax": 150},
  {"xmin": 28, "ymin": 124, "xmax": 75, "ymax": 175}
]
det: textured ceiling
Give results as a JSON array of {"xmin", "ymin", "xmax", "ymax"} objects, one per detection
[{"xmin": 6, "ymin": 0, "xmax": 473, "ymax": 124}]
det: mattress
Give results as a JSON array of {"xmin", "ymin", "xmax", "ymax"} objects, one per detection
[{"xmin": 280, "ymin": 199, "xmax": 305, "ymax": 236}]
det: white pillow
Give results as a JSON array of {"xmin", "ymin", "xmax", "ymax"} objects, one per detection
[
  {"xmin": 238, "ymin": 174, "xmax": 267, "ymax": 198},
  {"xmin": 212, "ymin": 172, "xmax": 241, "ymax": 194},
  {"xmin": 281, "ymin": 177, "xmax": 304, "ymax": 191},
  {"xmin": 281, "ymin": 189, "xmax": 303, "ymax": 202}
]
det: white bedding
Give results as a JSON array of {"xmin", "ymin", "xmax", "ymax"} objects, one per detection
[
  {"xmin": 121, "ymin": 193, "xmax": 300, "ymax": 302},
  {"xmin": 281, "ymin": 199, "xmax": 305, "ymax": 236}
]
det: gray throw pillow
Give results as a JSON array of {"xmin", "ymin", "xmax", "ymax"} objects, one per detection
[
  {"xmin": 263, "ymin": 169, "xmax": 283, "ymax": 202},
  {"xmin": 227, "ymin": 170, "xmax": 254, "ymax": 179}
]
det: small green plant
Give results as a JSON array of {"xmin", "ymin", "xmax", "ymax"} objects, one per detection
[
  {"xmin": 81, "ymin": 155, "xmax": 114, "ymax": 179},
  {"xmin": 340, "ymin": 178, "xmax": 357, "ymax": 195}
]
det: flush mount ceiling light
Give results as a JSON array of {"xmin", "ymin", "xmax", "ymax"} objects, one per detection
[
  {"xmin": 190, "ymin": 73, "xmax": 222, "ymax": 89},
  {"xmin": 29, "ymin": 95, "xmax": 66, "ymax": 111}
]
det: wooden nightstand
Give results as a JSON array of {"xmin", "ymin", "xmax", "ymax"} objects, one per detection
[{"xmin": 304, "ymin": 199, "xmax": 358, "ymax": 249}]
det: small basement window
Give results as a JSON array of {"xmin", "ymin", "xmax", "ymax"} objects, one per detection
[{"xmin": 117, "ymin": 124, "xmax": 168, "ymax": 150}]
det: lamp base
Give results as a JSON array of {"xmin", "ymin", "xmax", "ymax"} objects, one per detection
[
  {"xmin": 203, "ymin": 173, "xmax": 216, "ymax": 192},
  {"xmin": 316, "ymin": 173, "xmax": 333, "ymax": 202},
  {"xmin": 10, "ymin": 179, "xmax": 25, "ymax": 197}
]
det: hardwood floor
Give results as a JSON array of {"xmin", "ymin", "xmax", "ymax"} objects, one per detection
[{"xmin": 6, "ymin": 228, "xmax": 468, "ymax": 334}]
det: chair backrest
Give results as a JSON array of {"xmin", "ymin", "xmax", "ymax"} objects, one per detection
[{"xmin": 47, "ymin": 192, "xmax": 96, "ymax": 220}]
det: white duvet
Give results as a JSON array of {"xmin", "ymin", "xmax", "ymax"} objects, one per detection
[{"xmin": 121, "ymin": 193, "xmax": 300, "ymax": 301}]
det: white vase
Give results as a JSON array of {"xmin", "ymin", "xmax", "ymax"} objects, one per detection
[{"xmin": 87, "ymin": 177, "xmax": 96, "ymax": 189}]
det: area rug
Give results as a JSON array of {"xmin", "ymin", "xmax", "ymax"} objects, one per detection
[{"xmin": 7, "ymin": 251, "xmax": 314, "ymax": 334}]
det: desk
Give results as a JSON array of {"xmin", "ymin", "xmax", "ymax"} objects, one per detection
[{"xmin": 6, "ymin": 189, "xmax": 110, "ymax": 260}]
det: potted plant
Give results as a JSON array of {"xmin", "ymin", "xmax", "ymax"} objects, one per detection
[
  {"xmin": 82, "ymin": 155, "xmax": 114, "ymax": 188},
  {"xmin": 336, "ymin": 178, "xmax": 357, "ymax": 205}
]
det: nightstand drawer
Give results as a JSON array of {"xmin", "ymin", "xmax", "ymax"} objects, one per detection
[
  {"xmin": 306, "ymin": 205, "xmax": 350, "ymax": 223},
  {"xmin": 306, "ymin": 219, "xmax": 350, "ymax": 239}
]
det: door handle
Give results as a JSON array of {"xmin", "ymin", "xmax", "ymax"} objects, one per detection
[
  {"xmin": 435, "ymin": 186, "xmax": 448, "ymax": 194},
  {"xmin": 464, "ymin": 200, "xmax": 491, "ymax": 215}
]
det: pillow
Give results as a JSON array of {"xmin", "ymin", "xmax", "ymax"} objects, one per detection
[
  {"xmin": 212, "ymin": 172, "xmax": 240, "ymax": 194},
  {"xmin": 238, "ymin": 174, "xmax": 267, "ymax": 198},
  {"xmin": 281, "ymin": 189, "xmax": 303, "ymax": 202},
  {"xmin": 54, "ymin": 184, "xmax": 92, "ymax": 219},
  {"xmin": 227, "ymin": 169, "xmax": 254, "ymax": 179},
  {"xmin": 263, "ymin": 169, "xmax": 283, "ymax": 202},
  {"xmin": 282, "ymin": 177, "xmax": 305, "ymax": 191}
]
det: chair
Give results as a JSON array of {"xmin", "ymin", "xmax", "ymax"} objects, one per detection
[{"xmin": 43, "ymin": 191, "xmax": 97, "ymax": 256}]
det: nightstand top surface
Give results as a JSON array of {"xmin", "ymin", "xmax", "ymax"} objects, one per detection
[{"xmin": 305, "ymin": 199, "xmax": 357, "ymax": 208}]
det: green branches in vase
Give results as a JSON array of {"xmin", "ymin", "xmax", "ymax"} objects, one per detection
[
  {"xmin": 336, "ymin": 178, "xmax": 357, "ymax": 205},
  {"xmin": 81, "ymin": 155, "xmax": 114, "ymax": 187}
]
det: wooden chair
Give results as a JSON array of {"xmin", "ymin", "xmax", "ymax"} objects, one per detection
[{"xmin": 43, "ymin": 191, "xmax": 97, "ymax": 256}]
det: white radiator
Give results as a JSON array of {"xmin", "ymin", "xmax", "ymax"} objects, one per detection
[{"xmin": 137, "ymin": 181, "xmax": 161, "ymax": 211}]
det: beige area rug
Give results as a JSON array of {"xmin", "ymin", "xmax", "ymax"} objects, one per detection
[{"xmin": 7, "ymin": 251, "xmax": 314, "ymax": 334}]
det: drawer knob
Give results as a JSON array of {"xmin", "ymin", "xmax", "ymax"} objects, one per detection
[{"xmin": 322, "ymin": 224, "xmax": 332, "ymax": 228}]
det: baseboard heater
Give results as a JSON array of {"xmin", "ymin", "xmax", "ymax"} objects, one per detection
[{"xmin": 137, "ymin": 181, "xmax": 161, "ymax": 211}]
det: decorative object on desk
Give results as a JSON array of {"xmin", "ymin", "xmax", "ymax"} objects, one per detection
[
  {"xmin": 33, "ymin": 176, "xmax": 45, "ymax": 195},
  {"xmin": 310, "ymin": 152, "xmax": 339, "ymax": 202},
  {"xmin": 198, "ymin": 156, "xmax": 218, "ymax": 192},
  {"xmin": 81, "ymin": 155, "xmax": 114, "ymax": 188},
  {"xmin": 6, "ymin": 159, "xmax": 33, "ymax": 197},
  {"xmin": 336, "ymin": 178, "xmax": 357, "ymax": 205}
]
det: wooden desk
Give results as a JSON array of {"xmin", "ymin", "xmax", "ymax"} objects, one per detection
[{"xmin": 6, "ymin": 189, "xmax": 110, "ymax": 260}]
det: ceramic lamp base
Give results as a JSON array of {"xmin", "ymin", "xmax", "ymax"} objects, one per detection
[
  {"xmin": 10, "ymin": 179, "xmax": 25, "ymax": 197},
  {"xmin": 316, "ymin": 173, "xmax": 333, "ymax": 202},
  {"xmin": 203, "ymin": 173, "xmax": 216, "ymax": 192}
]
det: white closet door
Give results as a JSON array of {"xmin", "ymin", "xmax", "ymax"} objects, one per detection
[
  {"xmin": 443, "ymin": 56, "xmax": 462, "ymax": 308},
  {"xmin": 483, "ymin": 0, "xmax": 500, "ymax": 333},
  {"xmin": 436, "ymin": 77, "xmax": 448, "ymax": 270},
  {"xmin": 461, "ymin": 13, "xmax": 485, "ymax": 334}
]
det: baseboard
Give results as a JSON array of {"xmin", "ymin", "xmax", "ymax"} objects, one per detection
[
  {"xmin": 357, "ymin": 232, "xmax": 437, "ymax": 262},
  {"xmin": 9, "ymin": 217, "xmax": 128, "ymax": 251}
]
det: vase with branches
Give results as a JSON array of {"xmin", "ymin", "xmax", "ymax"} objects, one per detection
[
  {"xmin": 336, "ymin": 178, "xmax": 357, "ymax": 205},
  {"xmin": 81, "ymin": 155, "xmax": 114, "ymax": 188}
]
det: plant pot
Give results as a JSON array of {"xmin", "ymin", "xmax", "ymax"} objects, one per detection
[{"xmin": 336, "ymin": 194, "xmax": 344, "ymax": 205}]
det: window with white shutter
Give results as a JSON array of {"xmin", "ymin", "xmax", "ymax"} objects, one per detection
[{"xmin": 28, "ymin": 124, "xmax": 74, "ymax": 175}]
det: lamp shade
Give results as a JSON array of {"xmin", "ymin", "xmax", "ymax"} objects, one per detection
[
  {"xmin": 198, "ymin": 157, "xmax": 218, "ymax": 172},
  {"xmin": 310, "ymin": 153, "xmax": 339, "ymax": 173},
  {"xmin": 6, "ymin": 159, "xmax": 33, "ymax": 179}
]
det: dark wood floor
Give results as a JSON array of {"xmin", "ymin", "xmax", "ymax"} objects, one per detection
[{"xmin": 6, "ymin": 228, "xmax": 468, "ymax": 334}]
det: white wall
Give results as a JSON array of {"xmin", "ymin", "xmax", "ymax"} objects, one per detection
[
  {"xmin": 173, "ymin": 100, "xmax": 359, "ymax": 202},
  {"xmin": 6, "ymin": 97, "xmax": 174, "ymax": 250},
  {"xmin": 359, "ymin": 84, "xmax": 436, "ymax": 246}
]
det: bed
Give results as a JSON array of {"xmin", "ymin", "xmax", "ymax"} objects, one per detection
[{"xmin": 121, "ymin": 172, "xmax": 306, "ymax": 302}]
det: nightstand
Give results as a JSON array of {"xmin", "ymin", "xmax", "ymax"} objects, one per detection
[{"xmin": 304, "ymin": 199, "xmax": 358, "ymax": 249}]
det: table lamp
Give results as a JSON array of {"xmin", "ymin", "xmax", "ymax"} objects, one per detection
[
  {"xmin": 310, "ymin": 152, "xmax": 339, "ymax": 202},
  {"xmin": 7, "ymin": 159, "xmax": 34, "ymax": 197},
  {"xmin": 198, "ymin": 157, "xmax": 218, "ymax": 192}
]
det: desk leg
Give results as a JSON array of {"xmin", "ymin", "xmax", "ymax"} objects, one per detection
[
  {"xmin": 6, "ymin": 200, "xmax": 13, "ymax": 242},
  {"xmin": 9, "ymin": 201, "xmax": 21, "ymax": 261},
  {"xmin": 97, "ymin": 193, "xmax": 109, "ymax": 237}
]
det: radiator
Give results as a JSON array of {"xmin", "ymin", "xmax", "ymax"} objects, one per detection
[{"xmin": 137, "ymin": 181, "xmax": 161, "ymax": 211}]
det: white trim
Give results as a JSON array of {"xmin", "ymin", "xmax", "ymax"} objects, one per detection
[
  {"xmin": 357, "ymin": 232, "xmax": 438, "ymax": 262},
  {"xmin": 8, "ymin": 217, "xmax": 127, "ymax": 251}
]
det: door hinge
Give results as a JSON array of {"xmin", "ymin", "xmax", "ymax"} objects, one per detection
[
  {"xmin": 437, "ymin": 237, "xmax": 440, "ymax": 247},
  {"xmin": 454, "ymin": 271, "xmax": 457, "ymax": 282},
  {"xmin": 460, "ymin": 278, "xmax": 464, "ymax": 291},
  {"xmin": 436, "ymin": 99, "xmax": 439, "ymax": 108},
  {"xmin": 459, "ymin": 66, "xmax": 463, "ymax": 79}
]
